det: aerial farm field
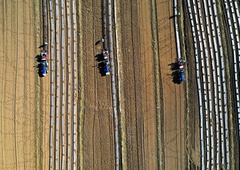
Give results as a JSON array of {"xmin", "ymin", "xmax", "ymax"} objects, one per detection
[{"xmin": 1, "ymin": 0, "xmax": 240, "ymax": 170}]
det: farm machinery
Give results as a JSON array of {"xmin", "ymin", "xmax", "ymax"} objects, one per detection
[
  {"xmin": 177, "ymin": 59, "xmax": 185, "ymax": 83},
  {"xmin": 38, "ymin": 61, "xmax": 48, "ymax": 77},
  {"xmin": 177, "ymin": 59, "xmax": 185, "ymax": 69},
  {"xmin": 104, "ymin": 60, "xmax": 110, "ymax": 75},
  {"xmin": 178, "ymin": 69, "xmax": 185, "ymax": 83},
  {"xmin": 102, "ymin": 49, "xmax": 110, "ymax": 75},
  {"xmin": 96, "ymin": 49, "xmax": 110, "ymax": 76},
  {"xmin": 36, "ymin": 42, "xmax": 49, "ymax": 77}
]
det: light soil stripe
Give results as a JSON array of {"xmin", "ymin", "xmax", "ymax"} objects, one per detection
[
  {"xmin": 0, "ymin": 0, "xmax": 6, "ymax": 168},
  {"xmin": 33, "ymin": 0, "xmax": 41, "ymax": 169},
  {"xmin": 114, "ymin": 0, "xmax": 127, "ymax": 169},
  {"xmin": 150, "ymin": 0, "xmax": 163, "ymax": 169},
  {"xmin": 76, "ymin": 1, "xmax": 84, "ymax": 169},
  {"xmin": 14, "ymin": 1, "xmax": 19, "ymax": 169}
]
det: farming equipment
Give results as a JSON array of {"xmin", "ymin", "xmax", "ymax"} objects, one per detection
[
  {"xmin": 38, "ymin": 61, "xmax": 48, "ymax": 77},
  {"xmin": 39, "ymin": 42, "xmax": 49, "ymax": 61},
  {"xmin": 102, "ymin": 49, "xmax": 109, "ymax": 59},
  {"xmin": 40, "ymin": 51, "xmax": 48, "ymax": 61},
  {"xmin": 177, "ymin": 59, "xmax": 185, "ymax": 69},
  {"xmin": 104, "ymin": 60, "xmax": 110, "ymax": 75},
  {"xmin": 178, "ymin": 69, "xmax": 185, "ymax": 83}
]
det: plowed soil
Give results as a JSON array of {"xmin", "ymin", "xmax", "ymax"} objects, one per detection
[
  {"xmin": 81, "ymin": 0, "xmax": 115, "ymax": 169},
  {"xmin": 81, "ymin": 0, "xmax": 187, "ymax": 169},
  {"xmin": 0, "ymin": 0, "xmax": 192, "ymax": 169},
  {"xmin": 0, "ymin": 0, "xmax": 41, "ymax": 169}
]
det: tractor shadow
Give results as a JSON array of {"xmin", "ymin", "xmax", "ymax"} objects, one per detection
[
  {"xmin": 95, "ymin": 53, "xmax": 105, "ymax": 62},
  {"xmin": 34, "ymin": 63, "xmax": 45, "ymax": 77},
  {"xmin": 35, "ymin": 55, "xmax": 42, "ymax": 62},
  {"xmin": 95, "ymin": 39, "xmax": 102, "ymax": 46},
  {"xmin": 97, "ymin": 61, "xmax": 107, "ymax": 76},
  {"xmin": 171, "ymin": 70, "xmax": 181, "ymax": 84},
  {"xmin": 168, "ymin": 62, "xmax": 179, "ymax": 71}
]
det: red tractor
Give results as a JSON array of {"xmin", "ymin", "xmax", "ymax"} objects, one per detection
[
  {"xmin": 40, "ymin": 50, "xmax": 48, "ymax": 61},
  {"xmin": 39, "ymin": 42, "xmax": 49, "ymax": 61},
  {"xmin": 177, "ymin": 59, "xmax": 185, "ymax": 69},
  {"xmin": 102, "ymin": 49, "xmax": 109, "ymax": 59}
]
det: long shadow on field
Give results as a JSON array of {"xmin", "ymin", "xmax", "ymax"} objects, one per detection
[
  {"xmin": 97, "ymin": 61, "xmax": 107, "ymax": 76},
  {"xmin": 171, "ymin": 70, "xmax": 181, "ymax": 84},
  {"xmin": 95, "ymin": 53, "xmax": 105, "ymax": 62},
  {"xmin": 168, "ymin": 62, "xmax": 179, "ymax": 71},
  {"xmin": 33, "ymin": 63, "xmax": 46, "ymax": 78},
  {"xmin": 35, "ymin": 55, "xmax": 42, "ymax": 62}
]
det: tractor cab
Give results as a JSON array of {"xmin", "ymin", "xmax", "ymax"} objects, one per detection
[
  {"xmin": 102, "ymin": 49, "xmax": 109, "ymax": 59},
  {"xmin": 178, "ymin": 69, "xmax": 185, "ymax": 83},
  {"xmin": 38, "ymin": 61, "xmax": 48, "ymax": 77},
  {"xmin": 178, "ymin": 59, "xmax": 185, "ymax": 69},
  {"xmin": 104, "ymin": 60, "xmax": 110, "ymax": 75}
]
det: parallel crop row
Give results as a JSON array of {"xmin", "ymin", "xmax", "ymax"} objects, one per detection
[
  {"xmin": 49, "ymin": 0, "xmax": 78, "ymax": 169},
  {"xmin": 173, "ymin": 0, "xmax": 181, "ymax": 59},
  {"xmin": 103, "ymin": 0, "xmax": 120, "ymax": 169},
  {"xmin": 187, "ymin": 0, "xmax": 230, "ymax": 169},
  {"xmin": 223, "ymin": 0, "xmax": 240, "ymax": 140}
]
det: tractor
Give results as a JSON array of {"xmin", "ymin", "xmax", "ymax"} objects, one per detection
[
  {"xmin": 104, "ymin": 60, "xmax": 110, "ymax": 75},
  {"xmin": 40, "ymin": 51, "xmax": 48, "ymax": 61},
  {"xmin": 38, "ymin": 61, "xmax": 48, "ymax": 77},
  {"xmin": 102, "ymin": 49, "xmax": 109, "ymax": 60},
  {"xmin": 178, "ymin": 69, "xmax": 185, "ymax": 83},
  {"xmin": 177, "ymin": 59, "xmax": 185, "ymax": 69}
]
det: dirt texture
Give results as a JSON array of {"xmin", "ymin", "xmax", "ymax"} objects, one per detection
[
  {"xmin": 80, "ymin": 0, "xmax": 115, "ymax": 169},
  {"xmin": 0, "ymin": 0, "xmax": 40, "ymax": 169},
  {"xmin": 182, "ymin": 0, "xmax": 201, "ymax": 168},
  {"xmin": 156, "ymin": 1, "xmax": 186, "ymax": 169},
  {"xmin": 80, "ymin": 0, "xmax": 187, "ymax": 169},
  {"xmin": 118, "ymin": 0, "xmax": 158, "ymax": 169},
  {"xmin": 0, "ymin": 0, "xmax": 191, "ymax": 169}
]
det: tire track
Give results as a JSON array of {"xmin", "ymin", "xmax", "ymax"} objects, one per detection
[
  {"xmin": 93, "ymin": 0, "xmax": 99, "ymax": 168},
  {"xmin": 0, "ymin": 0, "xmax": 7, "ymax": 168},
  {"xmin": 34, "ymin": 0, "xmax": 41, "ymax": 169},
  {"xmin": 13, "ymin": 1, "xmax": 19, "ymax": 168},
  {"xmin": 23, "ymin": 0, "xmax": 28, "ymax": 168},
  {"xmin": 76, "ymin": 1, "xmax": 84, "ymax": 169},
  {"xmin": 150, "ymin": 0, "xmax": 164, "ymax": 168}
]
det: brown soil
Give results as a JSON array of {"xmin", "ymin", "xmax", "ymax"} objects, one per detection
[
  {"xmin": 119, "ymin": 1, "xmax": 158, "ymax": 169},
  {"xmin": 81, "ymin": 0, "xmax": 115, "ymax": 169},
  {"xmin": 182, "ymin": 0, "xmax": 201, "ymax": 167},
  {"xmin": 156, "ymin": 1, "xmax": 186, "ymax": 169},
  {"xmin": 0, "ymin": 0, "xmax": 195, "ymax": 169},
  {"xmin": 80, "ymin": 0, "xmax": 187, "ymax": 169},
  {"xmin": 0, "ymin": 0, "xmax": 40, "ymax": 169}
]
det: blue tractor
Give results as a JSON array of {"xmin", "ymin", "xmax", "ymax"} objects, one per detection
[
  {"xmin": 104, "ymin": 60, "xmax": 110, "ymax": 75},
  {"xmin": 178, "ymin": 69, "xmax": 185, "ymax": 83},
  {"xmin": 38, "ymin": 61, "xmax": 48, "ymax": 77}
]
